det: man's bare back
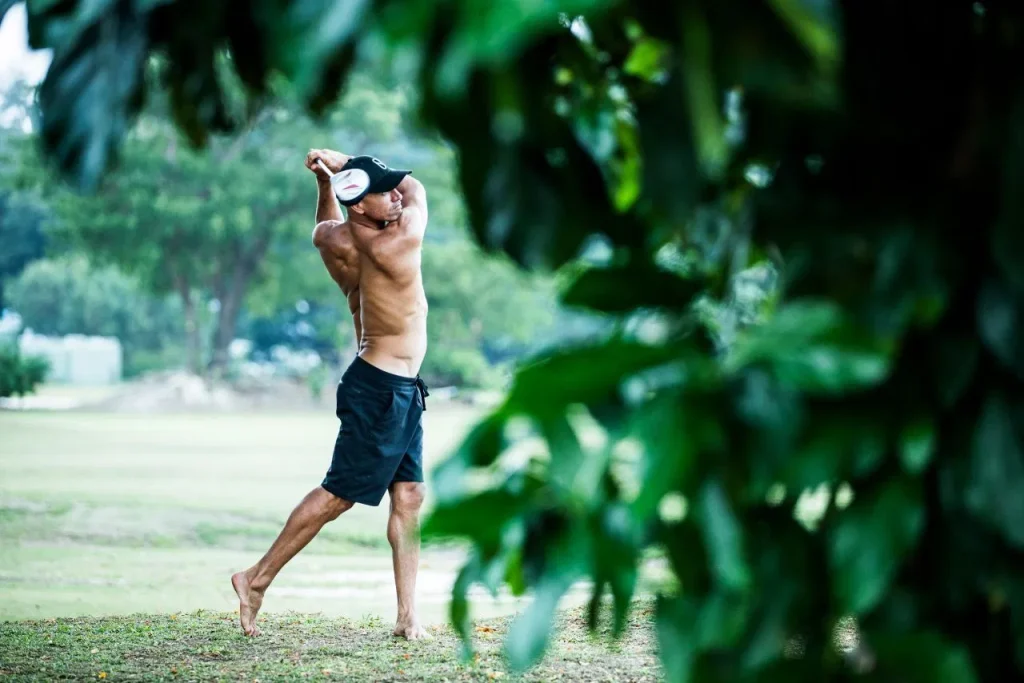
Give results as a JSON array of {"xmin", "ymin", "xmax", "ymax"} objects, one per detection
[{"xmin": 309, "ymin": 149, "xmax": 428, "ymax": 377}]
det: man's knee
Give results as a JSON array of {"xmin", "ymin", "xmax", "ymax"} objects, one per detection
[
  {"xmin": 391, "ymin": 482, "xmax": 426, "ymax": 515},
  {"xmin": 318, "ymin": 486, "xmax": 354, "ymax": 520}
]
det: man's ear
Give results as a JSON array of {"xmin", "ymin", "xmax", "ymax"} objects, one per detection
[{"xmin": 349, "ymin": 201, "xmax": 366, "ymax": 215}]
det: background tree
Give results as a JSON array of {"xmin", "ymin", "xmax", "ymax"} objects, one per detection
[
  {"xmin": 0, "ymin": 81, "xmax": 48, "ymax": 310},
  {"xmin": 6, "ymin": 1, "xmax": 1024, "ymax": 682},
  {"xmin": 0, "ymin": 192, "xmax": 46, "ymax": 310},
  {"xmin": 6, "ymin": 255, "xmax": 183, "ymax": 376}
]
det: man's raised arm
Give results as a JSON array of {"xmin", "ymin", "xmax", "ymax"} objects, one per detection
[
  {"xmin": 394, "ymin": 174, "xmax": 427, "ymax": 239},
  {"xmin": 305, "ymin": 148, "xmax": 351, "ymax": 227}
]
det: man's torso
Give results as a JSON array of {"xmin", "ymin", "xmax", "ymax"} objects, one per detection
[{"xmin": 316, "ymin": 222, "xmax": 428, "ymax": 377}]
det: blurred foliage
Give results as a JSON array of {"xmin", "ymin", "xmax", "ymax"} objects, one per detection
[
  {"xmin": 0, "ymin": 343, "xmax": 48, "ymax": 399},
  {"xmin": 0, "ymin": 86, "xmax": 49, "ymax": 309},
  {"xmin": 7, "ymin": 0, "xmax": 1024, "ymax": 681},
  {"xmin": 0, "ymin": 191, "xmax": 46, "ymax": 310},
  {"xmin": 6, "ymin": 255, "xmax": 183, "ymax": 377}
]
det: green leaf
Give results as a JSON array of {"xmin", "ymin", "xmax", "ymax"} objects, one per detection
[
  {"xmin": 594, "ymin": 503, "xmax": 641, "ymax": 637},
  {"xmin": 680, "ymin": 4, "xmax": 727, "ymax": 179},
  {"xmin": 430, "ymin": 411, "xmax": 507, "ymax": 504},
  {"xmin": 34, "ymin": 1, "xmax": 150, "ymax": 191},
  {"xmin": 262, "ymin": 0, "xmax": 367, "ymax": 99},
  {"xmin": 561, "ymin": 262, "xmax": 705, "ymax": 314},
  {"xmin": 659, "ymin": 520, "xmax": 709, "ymax": 593},
  {"xmin": 423, "ymin": 488, "xmax": 532, "ymax": 553},
  {"xmin": 504, "ymin": 547, "xmax": 527, "ymax": 596},
  {"xmin": 586, "ymin": 580, "xmax": 607, "ymax": 633},
  {"xmin": 504, "ymin": 530, "xmax": 587, "ymax": 671},
  {"xmin": 977, "ymin": 279, "xmax": 1024, "ymax": 380},
  {"xmin": 424, "ymin": 39, "xmax": 639, "ymax": 271},
  {"xmin": 433, "ymin": 0, "xmax": 615, "ymax": 95},
  {"xmin": 967, "ymin": 393, "xmax": 1024, "ymax": 548},
  {"xmin": 623, "ymin": 37, "xmax": 669, "ymax": 81},
  {"xmin": 656, "ymin": 595, "xmax": 697, "ymax": 683},
  {"xmin": 695, "ymin": 589, "xmax": 752, "ymax": 650},
  {"xmin": 503, "ymin": 340, "xmax": 691, "ymax": 414},
  {"xmin": 779, "ymin": 408, "xmax": 888, "ymax": 489},
  {"xmin": 932, "ymin": 335, "xmax": 980, "ymax": 409},
  {"xmin": 630, "ymin": 396, "xmax": 701, "ymax": 519},
  {"xmin": 450, "ymin": 555, "xmax": 483, "ymax": 660},
  {"xmin": 828, "ymin": 477, "xmax": 924, "ymax": 614},
  {"xmin": 634, "ymin": 66, "xmax": 701, "ymax": 224},
  {"xmin": 765, "ymin": 0, "xmax": 841, "ymax": 73},
  {"xmin": 696, "ymin": 479, "xmax": 751, "ymax": 592},
  {"xmin": 505, "ymin": 577, "xmax": 573, "ymax": 671},
  {"xmin": 537, "ymin": 412, "xmax": 584, "ymax": 494},
  {"xmin": 725, "ymin": 299, "xmax": 893, "ymax": 395},
  {"xmin": 868, "ymin": 630, "xmax": 980, "ymax": 683},
  {"xmin": 899, "ymin": 418, "xmax": 935, "ymax": 475}
]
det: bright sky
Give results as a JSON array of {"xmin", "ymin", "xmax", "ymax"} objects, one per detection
[{"xmin": 0, "ymin": 4, "xmax": 52, "ymax": 88}]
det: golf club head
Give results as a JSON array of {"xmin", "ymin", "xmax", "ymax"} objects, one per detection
[
  {"xmin": 316, "ymin": 158, "xmax": 371, "ymax": 205},
  {"xmin": 329, "ymin": 168, "xmax": 370, "ymax": 205}
]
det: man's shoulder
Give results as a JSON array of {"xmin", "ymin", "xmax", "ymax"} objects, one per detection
[{"xmin": 312, "ymin": 219, "xmax": 354, "ymax": 249}]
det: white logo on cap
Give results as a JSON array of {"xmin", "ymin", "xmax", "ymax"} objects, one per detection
[
  {"xmin": 371, "ymin": 157, "xmax": 387, "ymax": 170},
  {"xmin": 330, "ymin": 168, "xmax": 371, "ymax": 202}
]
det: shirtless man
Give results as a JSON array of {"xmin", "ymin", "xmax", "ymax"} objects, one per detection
[{"xmin": 231, "ymin": 148, "xmax": 430, "ymax": 640}]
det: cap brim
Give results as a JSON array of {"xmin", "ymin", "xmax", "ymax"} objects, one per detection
[{"xmin": 367, "ymin": 169, "xmax": 411, "ymax": 194}]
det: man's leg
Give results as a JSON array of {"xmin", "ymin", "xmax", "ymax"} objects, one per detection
[
  {"xmin": 232, "ymin": 486, "xmax": 353, "ymax": 636},
  {"xmin": 388, "ymin": 481, "xmax": 429, "ymax": 639}
]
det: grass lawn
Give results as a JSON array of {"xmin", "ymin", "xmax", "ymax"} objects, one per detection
[
  {"xmin": 0, "ymin": 601, "xmax": 661, "ymax": 682},
  {"xmin": 1, "ymin": 406, "xmax": 600, "ymax": 624}
]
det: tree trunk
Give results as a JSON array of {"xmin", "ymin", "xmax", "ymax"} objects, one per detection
[
  {"xmin": 172, "ymin": 271, "xmax": 202, "ymax": 375},
  {"xmin": 207, "ymin": 234, "xmax": 271, "ymax": 375},
  {"xmin": 209, "ymin": 275, "xmax": 246, "ymax": 376}
]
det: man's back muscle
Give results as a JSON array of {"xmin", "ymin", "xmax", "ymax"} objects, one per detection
[{"xmin": 313, "ymin": 221, "xmax": 362, "ymax": 338}]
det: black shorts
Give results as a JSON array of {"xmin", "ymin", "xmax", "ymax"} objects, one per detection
[{"xmin": 321, "ymin": 357, "xmax": 429, "ymax": 506}]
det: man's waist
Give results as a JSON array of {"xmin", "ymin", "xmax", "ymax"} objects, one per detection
[{"xmin": 355, "ymin": 343, "xmax": 426, "ymax": 379}]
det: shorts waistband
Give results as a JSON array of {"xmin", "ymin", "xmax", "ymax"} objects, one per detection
[{"xmin": 346, "ymin": 356, "xmax": 419, "ymax": 388}]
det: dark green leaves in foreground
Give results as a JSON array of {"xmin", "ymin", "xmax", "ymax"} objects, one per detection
[
  {"xmin": 724, "ymin": 300, "xmax": 893, "ymax": 395},
  {"xmin": 829, "ymin": 478, "xmax": 924, "ymax": 615},
  {"xmin": 967, "ymin": 394, "xmax": 1024, "ymax": 549},
  {"xmin": 33, "ymin": 1, "xmax": 149, "ymax": 191},
  {"xmin": 867, "ymin": 632, "xmax": 980, "ymax": 683},
  {"xmin": 561, "ymin": 261, "xmax": 705, "ymax": 314}
]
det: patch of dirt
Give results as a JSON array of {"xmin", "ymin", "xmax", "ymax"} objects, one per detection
[{"xmin": 83, "ymin": 371, "xmax": 326, "ymax": 413}]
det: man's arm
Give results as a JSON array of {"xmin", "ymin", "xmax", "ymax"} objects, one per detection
[
  {"xmin": 363, "ymin": 175, "xmax": 428, "ymax": 268},
  {"xmin": 305, "ymin": 148, "xmax": 351, "ymax": 225},
  {"xmin": 394, "ymin": 174, "xmax": 428, "ymax": 240}
]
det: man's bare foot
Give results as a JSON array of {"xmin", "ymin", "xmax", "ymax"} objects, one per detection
[
  {"xmin": 394, "ymin": 619, "xmax": 431, "ymax": 641},
  {"xmin": 231, "ymin": 571, "xmax": 264, "ymax": 636}
]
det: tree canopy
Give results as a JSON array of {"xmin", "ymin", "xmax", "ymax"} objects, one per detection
[{"xmin": 5, "ymin": 0, "xmax": 1024, "ymax": 681}]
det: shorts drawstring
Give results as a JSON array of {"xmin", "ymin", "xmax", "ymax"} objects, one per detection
[{"xmin": 414, "ymin": 376, "xmax": 429, "ymax": 410}]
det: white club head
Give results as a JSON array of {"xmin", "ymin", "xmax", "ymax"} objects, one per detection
[{"xmin": 317, "ymin": 159, "xmax": 369, "ymax": 204}]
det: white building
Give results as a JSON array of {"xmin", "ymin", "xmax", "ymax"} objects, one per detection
[{"xmin": 18, "ymin": 329, "xmax": 122, "ymax": 385}]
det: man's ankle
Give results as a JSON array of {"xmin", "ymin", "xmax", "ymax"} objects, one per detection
[{"xmin": 246, "ymin": 568, "xmax": 270, "ymax": 593}]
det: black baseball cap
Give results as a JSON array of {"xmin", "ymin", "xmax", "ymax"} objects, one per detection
[{"xmin": 330, "ymin": 155, "xmax": 412, "ymax": 206}]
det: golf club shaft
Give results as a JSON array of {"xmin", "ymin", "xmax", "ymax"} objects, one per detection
[{"xmin": 316, "ymin": 159, "xmax": 334, "ymax": 177}]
